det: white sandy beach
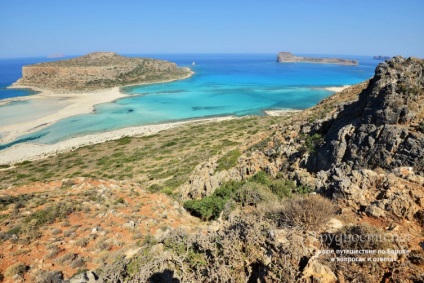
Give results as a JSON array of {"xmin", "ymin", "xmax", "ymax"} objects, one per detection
[
  {"xmin": 0, "ymin": 71, "xmax": 194, "ymax": 144},
  {"xmin": 0, "ymin": 87, "xmax": 126, "ymax": 144},
  {"xmin": 264, "ymin": 109, "xmax": 302, "ymax": 116},
  {"xmin": 324, "ymin": 85, "xmax": 351, "ymax": 92}
]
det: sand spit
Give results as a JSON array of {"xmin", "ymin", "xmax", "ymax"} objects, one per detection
[{"xmin": 1, "ymin": 71, "xmax": 194, "ymax": 144}]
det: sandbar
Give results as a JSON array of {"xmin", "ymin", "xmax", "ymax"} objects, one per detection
[{"xmin": 0, "ymin": 71, "xmax": 194, "ymax": 144}]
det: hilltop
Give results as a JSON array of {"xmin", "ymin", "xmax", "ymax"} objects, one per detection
[
  {"xmin": 0, "ymin": 57, "xmax": 423, "ymax": 282},
  {"xmin": 12, "ymin": 52, "xmax": 192, "ymax": 93},
  {"xmin": 277, "ymin": 52, "xmax": 358, "ymax": 65}
]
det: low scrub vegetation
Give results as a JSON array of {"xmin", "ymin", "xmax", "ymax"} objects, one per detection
[
  {"xmin": 215, "ymin": 149, "xmax": 241, "ymax": 172},
  {"xmin": 184, "ymin": 171, "xmax": 316, "ymax": 221}
]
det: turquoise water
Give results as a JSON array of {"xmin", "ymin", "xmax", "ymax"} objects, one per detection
[{"xmin": 0, "ymin": 54, "xmax": 379, "ymax": 149}]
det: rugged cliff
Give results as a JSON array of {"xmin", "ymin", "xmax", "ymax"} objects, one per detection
[
  {"xmin": 13, "ymin": 52, "xmax": 192, "ymax": 92},
  {"xmin": 277, "ymin": 52, "xmax": 358, "ymax": 65},
  {"xmin": 309, "ymin": 56, "xmax": 424, "ymax": 173}
]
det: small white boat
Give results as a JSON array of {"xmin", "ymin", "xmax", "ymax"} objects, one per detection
[{"xmin": 192, "ymin": 62, "xmax": 196, "ymax": 66}]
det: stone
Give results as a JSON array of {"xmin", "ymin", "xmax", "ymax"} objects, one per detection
[
  {"xmin": 365, "ymin": 205, "xmax": 386, "ymax": 217},
  {"xmin": 301, "ymin": 259, "xmax": 337, "ymax": 283},
  {"xmin": 69, "ymin": 271, "xmax": 98, "ymax": 283}
]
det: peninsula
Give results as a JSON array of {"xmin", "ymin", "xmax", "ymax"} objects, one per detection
[
  {"xmin": 12, "ymin": 52, "xmax": 192, "ymax": 93},
  {"xmin": 277, "ymin": 52, "xmax": 358, "ymax": 65},
  {"xmin": 1, "ymin": 52, "xmax": 193, "ymax": 144}
]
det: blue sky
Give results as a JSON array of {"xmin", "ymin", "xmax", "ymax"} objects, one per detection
[{"xmin": 0, "ymin": 0, "xmax": 423, "ymax": 58}]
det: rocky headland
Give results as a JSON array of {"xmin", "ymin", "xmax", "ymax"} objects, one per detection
[
  {"xmin": 277, "ymin": 52, "xmax": 358, "ymax": 65},
  {"xmin": 12, "ymin": 52, "xmax": 192, "ymax": 93}
]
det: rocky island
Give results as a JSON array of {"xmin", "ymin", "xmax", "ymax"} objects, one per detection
[
  {"xmin": 12, "ymin": 52, "xmax": 192, "ymax": 93},
  {"xmin": 277, "ymin": 52, "xmax": 358, "ymax": 65},
  {"xmin": 373, "ymin": 55, "xmax": 391, "ymax": 60}
]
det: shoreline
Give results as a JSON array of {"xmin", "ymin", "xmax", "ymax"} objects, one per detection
[
  {"xmin": 0, "ymin": 71, "xmax": 194, "ymax": 144},
  {"xmin": 264, "ymin": 109, "xmax": 302, "ymax": 116},
  {"xmin": 0, "ymin": 77, "xmax": 347, "ymax": 165},
  {"xmin": 324, "ymin": 85, "xmax": 351, "ymax": 92},
  {"xmin": 0, "ymin": 116, "xmax": 236, "ymax": 165}
]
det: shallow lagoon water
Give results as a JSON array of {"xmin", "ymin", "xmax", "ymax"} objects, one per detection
[{"xmin": 0, "ymin": 54, "xmax": 379, "ymax": 148}]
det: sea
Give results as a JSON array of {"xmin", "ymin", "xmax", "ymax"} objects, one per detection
[{"xmin": 0, "ymin": 54, "xmax": 380, "ymax": 150}]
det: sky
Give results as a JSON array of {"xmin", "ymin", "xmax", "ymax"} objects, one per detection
[{"xmin": 0, "ymin": 0, "xmax": 423, "ymax": 58}]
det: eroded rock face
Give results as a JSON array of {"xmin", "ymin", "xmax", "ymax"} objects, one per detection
[
  {"xmin": 309, "ymin": 56, "xmax": 424, "ymax": 173},
  {"xmin": 13, "ymin": 52, "xmax": 192, "ymax": 92}
]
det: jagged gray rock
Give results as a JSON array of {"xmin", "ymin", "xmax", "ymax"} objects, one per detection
[{"xmin": 309, "ymin": 56, "xmax": 424, "ymax": 173}]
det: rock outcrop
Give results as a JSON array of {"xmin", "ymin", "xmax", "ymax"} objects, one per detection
[
  {"xmin": 277, "ymin": 52, "xmax": 358, "ymax": 65},
  {"xmin": 13, "ymin": 52, "xmax": 192, "ymax": 92},
  {"xmin": 308, "ymin": 56, "xmax": 424, "ymax": 173}
]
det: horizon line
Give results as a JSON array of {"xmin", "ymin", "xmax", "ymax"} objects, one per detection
[{"xmin": 0, "ymin": 52, "xmax": 401, "ymax": 60}]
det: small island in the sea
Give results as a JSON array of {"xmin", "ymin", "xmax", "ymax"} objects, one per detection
[
  {"xmin": 277, "ymin": 52, "xmax": 358, "ymax": 65},
  {"xmin": 12, "ymin": 52, "xmax": 192, "ymax": 93},
  {"xmin": 373, "ymin": 55, "xmax": 391, "ymax": 60}
]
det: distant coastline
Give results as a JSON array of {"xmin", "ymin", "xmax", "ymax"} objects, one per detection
[{"xmin": 277, "ymin": 52, "xmax": 358, "ymax": 65}]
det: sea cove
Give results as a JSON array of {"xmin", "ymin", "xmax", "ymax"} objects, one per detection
[{"xmin": 0, "ymin": 54, "xmax": 378, "ymax": 149}]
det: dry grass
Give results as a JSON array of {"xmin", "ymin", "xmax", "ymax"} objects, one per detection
[{"xmin": 264, "ymin": 194, "xmax": 336, "ymax": 231}]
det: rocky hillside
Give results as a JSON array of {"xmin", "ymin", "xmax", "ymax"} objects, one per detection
[
  {"xmin": 12, "ymin": 52, "xmax": 192, "ymax": 92},
  {"xmin": 309, "ymin": 57, "xmax": 424, "ymax": 172},
  {"xmin": 176, "ymin": 56, "xmax": 424, "ymax": 282},
  {"xmin": 277, "ymin": 52, "xmax": 358, "ymax": 65}
]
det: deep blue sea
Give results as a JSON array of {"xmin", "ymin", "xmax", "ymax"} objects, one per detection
[{"xmin": 0, "ymin": 54, "xmax": 380, "ymax": 149}]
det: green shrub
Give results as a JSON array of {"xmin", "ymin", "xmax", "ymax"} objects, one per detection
[
  {"xmin": 216, "ymin": 149, "xmax": 241, "ymax": 172},
  {"xmin": 305, "ymin": 133, "xmax": 324, "ymax": 152},
  {"xmin": 234, "ymin": 183, "xmax": 277, "ymax": 206},
  {"xmin": 117, "ymin": 136, "xmax": 132, "ymax": 145},
  {"xmin": 418, "ymin": 122, "xmax": 424, "ymax": 134},
  {"xmin": 250, "ymin": 171, "xmax": 270, "ymax": 185},
  {"xmin": 294, "ymin": 185, "xmax": 312, "ymax": 194},
  {"xmin": 184, "ymin": 196, "xmax": 227, "ymax": 221},
  {"xmin": 147, "ymin": 184, "xmax": 163, "ymax": 193},
  {"xmin": 6, "ymin": 226, "xmax": 22, "ymax": 235},
  {"xmin": 161, "ymin": 188, "xmax": 174, "ymax": 196},
  {"xmin": 161, "ymin": 141, "xmax": 177, "ymax": 148},
  {"xmin": 213, "ymin": 180, "xmax": 244, "ymax": 199},
  {"xmin": 23, "ymin": 202, "xmax": 77, "ymax": 229},
  {"xmin": 269, "ymin": 179, "xmax": 296, "ymax": 199},
  {"xmin": 114, "ymin": 197, "xmax": 125, "ymax": 205},
  {"xmin": 4, "ymin": 262, "xmax": 26, "ymax": 277}
]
